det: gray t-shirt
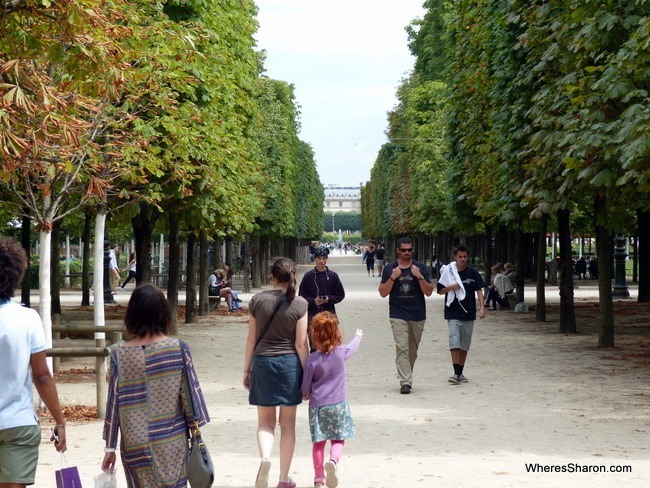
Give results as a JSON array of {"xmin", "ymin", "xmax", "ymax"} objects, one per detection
[{"xmin": 249, "ymin": 289, "xmax": 308, "ymax": 356}]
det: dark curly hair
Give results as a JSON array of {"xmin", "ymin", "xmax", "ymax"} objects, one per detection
[
  {"xmin": 0, "ymin": 238, "xmax": 28, "ymax": 301},
  {"xmin": 124, "ymin": 283, "xmax": 170, "ymax": 337}
]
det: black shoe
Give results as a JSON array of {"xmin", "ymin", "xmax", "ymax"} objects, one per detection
[
  {"xmin": 400, "ymin": 384, "xmax": 412, "ymax": 394},
  {"xmin": 233, "ymin": 298, "xmax": 242, "ymax": 302}
]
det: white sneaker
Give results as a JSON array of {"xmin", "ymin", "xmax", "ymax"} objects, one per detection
[
  {"xmin": 324, "ymin": 460, "xmax": 338, "ymax": 488},
  {"xmin": 255, "ymin": 458, "xmax": 271, "ymax": 488}
]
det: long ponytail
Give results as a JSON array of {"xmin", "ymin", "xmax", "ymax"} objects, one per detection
[{"xmin": 270, "ymin": 257, "xmax": 297, "ymax": 302}]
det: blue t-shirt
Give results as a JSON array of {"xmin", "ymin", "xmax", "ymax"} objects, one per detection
[
  {"xmin": 0, "ymin": 301, "xmax": 47, "ymax": 430},
  {"xmin": 437, "ymin": 266, "xmax": 485, "ymax": 320},
  {"xmin": 381, "ymin": 260, "xmax": 430, "ymax": 321}
]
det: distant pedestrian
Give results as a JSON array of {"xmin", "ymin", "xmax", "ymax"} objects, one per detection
[
  {"xmin": 362, "ymin": 245, "xmax": 376, "ymax": 277},
  {"xmin": 120, "ymin": 252, "xmax": 137, "ymax": 289},
  {"xmin": 437, "ymin": 244, "xmax": 486, "ymax": 385},
  {"xmin": 374, "ymin": 244, "xmax": 386, "ymax": 277},
  {"xmin": 301, "ymin": 312, "xmax": 362, "ymax": 488},
  {"xmin": 108, "ymin": 243, "xmax": 121, "ymax": 293},
  {"xmin": 378, "ymin": 237, "xmax": 433, "ymax": 394}
]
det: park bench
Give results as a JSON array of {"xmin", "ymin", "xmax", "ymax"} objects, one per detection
[
  {"xmin": 505, "ymin": 292, "xmax": 517, "ymax": 309},
  {"xmin": 208, "ymin": 295, "xmax": 222, "ymax": 310}
]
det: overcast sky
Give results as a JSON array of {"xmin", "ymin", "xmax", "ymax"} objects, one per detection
[{"xmin": 254, "ymin": 0, "xmax": 425, "ymax": 187}]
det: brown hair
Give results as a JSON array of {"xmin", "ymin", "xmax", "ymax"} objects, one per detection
[
  {"xmin": 124, "ymin": 284, "xmax": 170, "ymax": 337},
  {"xmin": 270, "ymin": 257, "xmax": 297, "ymax": 302},
  {"xmin": 0, "ymin": 238, "xmax": 27, "ymax": 301},
  {"xmin": 311, "ymin": 312, "xmax": 342, "ymax": 354}
]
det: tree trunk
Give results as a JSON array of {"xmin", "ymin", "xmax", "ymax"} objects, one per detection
[
  {"xmin": 595, "ymin": 193, "xmax": 615, "ymax": 347},
  {"xmin": 252, "ymin": 234, "xmax": 261, "ymax": 288},
  {"xmin": 198, "ymin": 232, "xmax": 209, "ymax": 316},
  {"xmin": 92, "ymin": 207, "xmax": 108, "ymax": 322},
  {"xmin": 243, "ymin": 235, "xmax": 251, "ymax": 293},
  {"xmin": 225, "ymin": 236, "xmax": 233, "ymax": 265},
  {"xmin": 484, "ymin": 226, "xmax": 493, "ymax": 285},
  {"xmin": 51, "ymin": 220, "xmax": 62, "ymax": 316},
  {"xmin": 91, "ymin": 208, "xmax": 108, "ymax": 417},
  {"xmin": 185, "ymin": 233, "xmax": 198, "ymax": 324},
  {"xmin": 262, "ymin": 237, "xmax": 272, "ymax": 285},
  {"xmin": 38, "ymin": 227, "xmax": 53, "ymax": 373},
  {"xmin": 167, "ymin": 212, "xmax": 180, "ymax": 335},
  {"xmin": 21, "ymin": 214, "xmax": 31, "ymax": 307},
  {"xmin": 131, "ymin": 204, "xmax": 160, "ymax": 285},
  {"xmin": 557, "ymin": 209, "xmax": 577, "ymax": 333},
  {"xmin": 535, "ymin": 215, "xmax": 547, "ymax": 322},
  {"xmin": 214, "ymin": 237, "xmax": 223, "ymax": 265},
  {"xmin": 638, "ymin": 209, "xmax": 650, "ymax": 302},
  {"xmin": 515, "ymin": 226, "xmax": 525, "ymax": 304},
  {"xmin": 81, "ymin": 210, "xmax": 92, "ymax": 306}
]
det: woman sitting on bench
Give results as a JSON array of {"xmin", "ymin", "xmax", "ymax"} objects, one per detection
[{"xmin": 209, "ymin": 268, "xmax": 240, "ymax": 312}]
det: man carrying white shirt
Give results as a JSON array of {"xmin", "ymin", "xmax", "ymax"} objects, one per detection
[{"xmin": 437, "ymin": 244, "xmax": 486, "ymax": 385}]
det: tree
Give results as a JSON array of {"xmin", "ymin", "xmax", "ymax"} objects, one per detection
[
  {"xmin": 106, "ymin": 0, "xmax": 264, "ymax": 294},
  {"xmin": 1, "ymin": 0, "xmax": 129, "ymax": 352}
]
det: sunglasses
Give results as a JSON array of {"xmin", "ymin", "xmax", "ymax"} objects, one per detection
[{"xmin": 399, "ymin": 248, "xmax": 414, "ymax": 253}]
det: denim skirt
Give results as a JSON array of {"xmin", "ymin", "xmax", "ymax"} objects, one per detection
[{"xmin": 249, "ymin": 354, "xmax": 303, "ymax": 407}]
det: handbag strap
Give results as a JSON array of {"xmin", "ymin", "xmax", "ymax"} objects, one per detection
[
  {"xmin": 180, "ymin": 340, "xmax": 201, "ymax": 425},
  {"xmin": 254, "ymin": 295, "xmax": 286, "ymax": 352}
]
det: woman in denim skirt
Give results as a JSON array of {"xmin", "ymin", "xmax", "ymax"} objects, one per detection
[{"xmin": 243, "ymin": 257, "xmax": 308, "ymax": 488}]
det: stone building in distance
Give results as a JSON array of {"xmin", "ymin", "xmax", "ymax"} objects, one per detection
[{"xmin": 323, "ymin": 184, "xmax": 361, "ymax": 214}]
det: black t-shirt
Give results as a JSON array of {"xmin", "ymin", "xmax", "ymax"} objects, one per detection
[
  {"xmin": 437, "ymin": 266, "xmax": 485, "ymax": 320},
  {"xmin": 375, "ymin": 248, "xmax": 385, "ymax": 260},
  {"xmin": 381, "ymin": 260, "xmax": 430, "ymax": 321}
]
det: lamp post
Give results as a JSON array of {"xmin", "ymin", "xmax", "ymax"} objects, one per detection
[
  {"xmin": 611, "ymin": 234, "xmax": 630, "ymax": 298},
  {"xmin": 331, "ymin": 212, "xmax": 336, "ymax": 233}
]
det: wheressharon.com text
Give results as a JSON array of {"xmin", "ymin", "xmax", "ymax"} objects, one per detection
[{"xmin": 525, "ymin": 463, "xmax": 632, "ymax": 474}]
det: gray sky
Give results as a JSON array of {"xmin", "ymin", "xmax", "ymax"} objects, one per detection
[{"xmin": 254, "ymin": 0, "xmax": 425, "ymax": 187}]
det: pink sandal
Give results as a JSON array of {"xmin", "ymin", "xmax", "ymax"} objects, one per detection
[{"xmin": 314, "ymin": 476, "xmax": 326, "ymax": 487}]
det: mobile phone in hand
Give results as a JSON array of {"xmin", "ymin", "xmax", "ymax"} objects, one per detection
[{"xmin": 50, "ymin": 427, "xmax": 59, "ymax": 443}]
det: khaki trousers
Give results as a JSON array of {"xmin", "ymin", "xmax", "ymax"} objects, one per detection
[{"xmin": 389, "ymin": 318, "xmax": 425, "ymax": 387}]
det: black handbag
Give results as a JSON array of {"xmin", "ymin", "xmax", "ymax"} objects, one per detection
[{"xmin": 182, "ymin": 347, "xmax": 214, "ymax": 488}]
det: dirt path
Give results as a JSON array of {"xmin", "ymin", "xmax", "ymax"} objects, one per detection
[{"xmin": 34, "ymin": 254, "xmax": 650, "ymax": 487}]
